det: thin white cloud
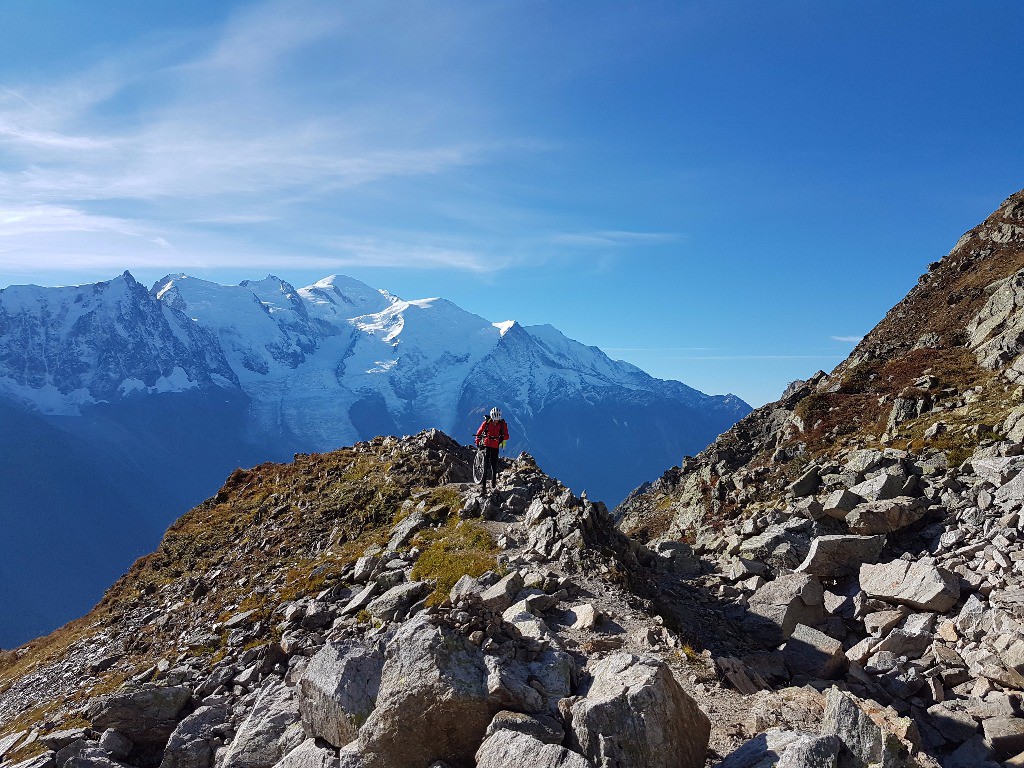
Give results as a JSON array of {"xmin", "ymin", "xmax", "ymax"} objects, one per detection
[
  {"xmin": 0, "ymin": 0, "xmax": 502, "ymax": 277},
  {"xmin": 831, "ymin": 335, "xmax": 863, "ymax": 343},
  {"xmin": 0, "ymin": 205, "xmax": 152, "ymax": 239},
  {"xmin": 326, "ymin": 235, "xmax": 500, "ymax": 272},
  {"xmin": 0, "ymin": 0, "xmax": 666, "ymax": 279},
  {"xmin": 550, "ymin": 230, "xmax": 683, "ymax": 247}
]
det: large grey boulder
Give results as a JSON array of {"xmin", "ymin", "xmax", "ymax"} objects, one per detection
[
  {"xmin": 476, "ymin": 730, "xmax": 592, "ymax": 768},
  {"xmin": 364, "ymin": 582, "xmax": 427, "ymax": 622},
  {"xmin": 484, "ymin": 655, "xmax": 545, "ymax": 713},
  {"xmin": 88, "ymin": 686, "xmax": 192, "ymax": 746},
  {"xmin": 297, "ymin": 641, "xmax": 384, "ymax": 749},
  {"xmin": 845, "ymin": 449, "xmax": 885, "ymax": 477},
  {"xmin": 567, "ymin": 653, "xmax": 709, "ymax": 768},
  {"xmin": 737, "ymin": 525, "xmax": 810, "ymax": 570},
  {"xmin": 984, "ymin": 717, "xmax": 1024, "ymax": 760},
  {"xmin": 969, "ymin": 267, "xmax": 1024, "ymax": 370},
  {"xmin": 996, "ymin": 472, "xmax": 1024, "ymax": 504},
  {"xmin": 823, "ymin": 489, "xmax": 862, "ymax": 519},
  {"xmin": 63, "ymin": 747, "xmax": 131, "ymax": 768},
  {"xmin": 746, "ymin": 574, "xmax": 826, "ymax": 646},
  {"xmin": 716, "ymin": 728, "xmax": 841, "ymax": 768},
  {"xmin": 160, "ymin": 706, "xmax": 227, "ymax": 768},
  {"xmin": 357, "ymin": 617, "xmax": 496, "ymax": 768},
  {"xmin": 484, "ymin": 712, "xmax": 564, "ymax": 745},
  {"xmin": 844, "ymin": 497, "xmax": 927, "ymax": 535},
  {"xmin": 98, "ymin": 731, "xmax": 132, "ymax": 762},
  {"xmin": 336, "ymin": 743, "xmax": 363, "ymax": 768},
  {"xmin": 820, "ymin": 688, "xmax": 905, "ymax": 768},
  {"xmin": 480, "ymin": 572, "xmax": 525, "ymax": 613},
  {"xmin": 41, "ymin": 730, "xmax": 89, "ymax": 751},
  {"xmin": 222, "ymin": 681, "xmax": 304, "ymax": 768},
  {"xmin": 787, "ymin": 466, "xmax": 821, "ymax": 498},
  {"xmin": 859, "ymin": 559, "xmax": 960, "ymax": 612},
  {"xmin": 847, "ymin": 474, "xmax": 903, "ymax": 503},
  {"xmin": 795, "ymin": 535, "xmax": 885, "ymax": 581},
  {"xmin": 782, "ymin": 624, "xmax": 847, "ymax": 680},
  {"xmin": 971, "ymin": 456, "xmax": 1024, "ymax": 485},
  {"xmin": 273, "ymin": 740, "xmax": 340, "ymax": 768}
]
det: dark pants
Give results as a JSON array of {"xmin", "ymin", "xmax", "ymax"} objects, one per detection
[{"xmin": 481, "ymin": 446, "xmax": 499, "ymax": 488}]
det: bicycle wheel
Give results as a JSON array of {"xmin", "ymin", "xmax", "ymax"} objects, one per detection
[{"xmin": 472, "ymin": 446, "xmax": 486, "ymax": 483}]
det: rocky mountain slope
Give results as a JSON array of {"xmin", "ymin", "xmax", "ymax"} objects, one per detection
[
  {"xmin": 615, "ymin": 190, "xmax": 1024, "ymax": 766},
  {"xmin": 0, "ymin": 431, "xmax": 933, "ymax": 768},
  {"xmin": 0, "ymin": 272, "xmax": 748, "ymax": 648},
  {"xmin": 6, "ymin": 192, "xmax": 1023, "ymax": 768}
]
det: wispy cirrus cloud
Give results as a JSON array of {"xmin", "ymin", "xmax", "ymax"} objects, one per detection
[
  {"xmin": 831, "ymin": 335, "xmax": 863, "ymax": 343},
  {"xmin": 549, "ymin": 230, "xmax": 684, "ymax": 247},
  {"xmin": 0, "ymin": 0, "xmax": 518, "ymax": 276}
]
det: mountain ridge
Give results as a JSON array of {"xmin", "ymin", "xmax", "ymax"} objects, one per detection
[
  {"xmin": 0, "ymin": 270, "xmax": 748, "ymax": 647},
  {"xmin": 5, "ymin": 191, "xmax": 1024, "ymax": 768}
]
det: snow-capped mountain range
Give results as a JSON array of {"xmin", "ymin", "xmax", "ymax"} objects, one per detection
[{"xmin": 0, "ymin": 271, "xmax": 749, "ymax": 647}]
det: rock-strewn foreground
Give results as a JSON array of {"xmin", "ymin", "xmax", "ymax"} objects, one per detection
[
  {"xmin": 0, "ymin": 431, "xmax": 933, "ymax": 768},
  {"xmin": 5, "ymin": 189, "xmax": 1024, "ymax": 768}
]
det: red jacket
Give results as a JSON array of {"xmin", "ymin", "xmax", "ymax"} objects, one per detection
[{"xmin": 476, "ymin": 418, "xmax": 509, "ymax": 449}]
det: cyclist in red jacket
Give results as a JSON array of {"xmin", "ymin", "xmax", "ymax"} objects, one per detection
[{"xmin": 475, "ymin": 407, "xmax": 509, "ymax": 494}]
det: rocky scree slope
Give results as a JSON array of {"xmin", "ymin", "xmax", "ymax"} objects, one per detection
[
  {"xmin": 617, "ymin": 190, "xmax": 1024, "ymax": 766},
  {"xmin": 0, "ymin": 431, "xmax": 924, "ymax": 768}
]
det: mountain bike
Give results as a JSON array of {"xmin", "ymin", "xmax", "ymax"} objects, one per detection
[{"xmin": 472, "ymin": 441, "xmax": 487, "ymax": 484}]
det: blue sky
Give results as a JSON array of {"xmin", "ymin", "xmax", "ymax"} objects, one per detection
[{"xmin": 0, "ymin": 1, "xmax": 1021, "ymax": 405}]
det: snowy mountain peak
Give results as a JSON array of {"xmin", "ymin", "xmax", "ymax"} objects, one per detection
[
  {"xmin": 0, "ymin": 272, "xmax": 236, "ymax": 413},
  {"xmin": 2, "ymin": 271, "xmax": 750, "ymax": 500},
  {"xmin": 493, "ymin": 320, "xmax": 516, "ymax": 335},
  {"xmin": 298, "ymin": 274, "xmax": 396, "ymax": 321}
]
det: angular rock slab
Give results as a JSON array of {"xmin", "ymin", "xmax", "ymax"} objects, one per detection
[
  {"xmin": 796, "ymin": 535, "xmax": 885, "ymax": 581},
  {"xmin": 88, "ymin": 685, "xmax": 192, "ymax": 746},
  {"xmin": 222, "ymin": 680, "xmax": 304, "ymax": 768},
  {"xmin": 484, "ymin": 712, "xmax": 564, "ymax": 745},
  {"xmin": 298, "ymin": 641, "xmax": 384, "ymax": 749},
  {"xmin": 160, "ymin": 705, "xmax": 227, "ymax": 768},
  {"xmin": 848, "ymin": 473, "xmax": 903, "ymax": 503},
  {"xmin": 820, "ymin": 687, "xmax": 906, "ymax": 768},
  {"xmin": 567, "ymin": 653, "xmax": 709, "ymax": 768},
  {"xmin": 357, "ymin": 617, "xmax": 496, "ymax": 768},
  {"xmin": 859, "ymin": 559, "xmax": 960, "ymax": 613},
  {"xmin": 365, "ymin": 581, "xmax": 427, "ymax": 622},
  {"xmin": 273, "ymin": 739, "xmax": 340, "ymax": 768},
  {"xmin": 845, "ymin": 497, "xmax": 927, "ymax": 535},
  {"xmin": 63, "ymin": 747, "xmax": 131, "ymax": 768},
  {"xmin": 746, "ymin": 573, "xmax": 826, "ymax": 646},
  {"xmin": 782, "ymin": 624, "xmax": 847, "ymax": 680},
  {"xmin": 716, "ymin": 728, "xmax": 840, "ymax": 768},
  {"xmin": 476, "ymin": 730, "xmax": 593, "ymax": 768},
  {"xmin": 0, "ymin": 732, "xmax": 27, "ymax": 761},
  {"xmin": 984, "ymin": 717, "xmax": 1024, "ymax": 760}
]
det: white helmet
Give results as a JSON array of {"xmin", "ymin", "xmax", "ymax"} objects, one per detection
[{"xmin": 489, "ymin": 407, "xmax": 502, "ymax": 420}]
